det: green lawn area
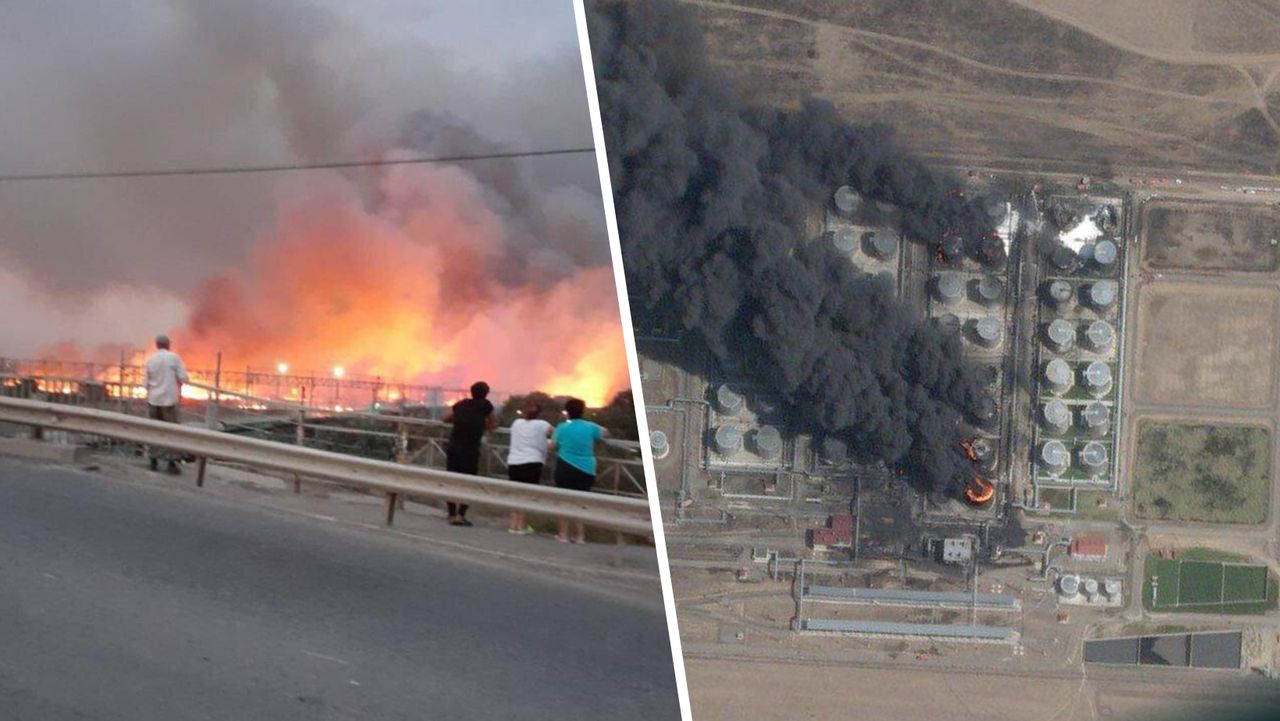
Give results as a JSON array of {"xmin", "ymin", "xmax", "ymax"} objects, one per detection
[
  {"xmin": 1132, "ymin": 421, "xmax": 1271, "ymax": 524},
  {"xmin": 1143, "ymin": 551, "xmax": 1277, "ymax": 614},
  {"xmin": 1178, "ymin": 561, "xmax": 1224, "ymax": 604}
]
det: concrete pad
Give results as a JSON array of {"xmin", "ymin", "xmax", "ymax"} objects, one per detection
[{"xmin": 0, "ymin": 438, "xmax": 91, "ymax": 465}]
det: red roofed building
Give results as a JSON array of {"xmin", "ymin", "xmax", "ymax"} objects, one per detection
[{"xmin": 1071, "ymin": 535, "xmax": 1107, "ymax": 561}]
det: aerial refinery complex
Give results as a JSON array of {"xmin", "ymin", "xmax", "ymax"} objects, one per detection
[{"xmin": 639, "ymin": 173, "xmax": 1280, "ymax": 689}]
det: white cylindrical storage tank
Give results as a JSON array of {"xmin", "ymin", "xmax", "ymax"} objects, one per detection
[
  {"xmin": 1045, "ymin": 279, "xmax": 1074, "ymax": 309},
  {"xmin": 1083, "ymin": 361, "xmax": 1113, "ymax": 397},
  {"xmin": 1083, "ymin": 320, "xmax": 1114, "ymax": 352},
  {"xmin": 1041, "ymin": 439, "xmax": 1070, "ymax": 473},
  {"xmin": 716, "ymin": 384, "xmax": 744, "ymax": 415},
  {"xmin": 650, "ymin": 430, "xmax": 670, "ymax": 460},
  {"xmin": 974, "ymin": 276, "xmax": 1004, "ymax": 307},
  {"xmin": 1058, "ymin": 574, "xmax": 1080, "ymax": 597},
  {"xmin": 864, "ymin": 230, "xmax": 897, "ymax": 259},
  {"xmin": 1042, "ymin": 400, "xmax": 1070, "ymax": 435},
  {"xmin": 1087, "ymin": 280, "xmax": 1117, "ymax": 310},
  {"xmin": 972, "ymin": 437, "xmax": 997, "ymax": 473},
  {"xmin": 1046, "ymin": 319, "xmax": 1076, "ymax": 352},
  {"xmin": 1044, "ymin": 359, "xmax": 1074, "ymax": 395},
  {"xmin": 933, "ymin": 273, "xmax": 963, "ymax": 305},
  {"xmin": 1092, "ymin": 239, "xmax": 1118, "ymax": 270},
  {"xmin": 1080, "ymin": 401, "xmax": 1111, "ymax": 437},
  {"xmin": 1079, "ymin": 440, "xmax": 1109, "ymax": 475},
  {"xmin": 831, "ymin": 227, "xmax": 857, "ymax": 254},
  {"xmin": 1082, "ymin": 577, "xmax": 1100, "ymax": 600},
  {"xmin": 833, "ymin": 185, "xmax": 861, "ymax": 216},
  {"xmin": 754, "ymin": 425, "xmax": 782, "ymax": 460},
  {"xmin": 971, "ymin": 317, "xmax": 1003, "ymax": 348},
  {"xmin": 714, "ymin": 425, "xmax": 742, "ymax": 454},
  {"xmin": 1103, "ymin": 579, "xmax": 1122, "ymax": 599}
]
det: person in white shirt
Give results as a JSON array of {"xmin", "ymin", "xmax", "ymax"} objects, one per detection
[
  {"xmin": 505, "ymin": 400, "xmax": 552, "ymax": 534},
  {"xmin": 144, "ymin": 334, "xmax": 189, "ymax": 474}
]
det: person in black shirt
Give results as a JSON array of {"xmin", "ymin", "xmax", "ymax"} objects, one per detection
[{"xmin": 442, "ymin": 381, "xmax": 497, "ymax": 526}]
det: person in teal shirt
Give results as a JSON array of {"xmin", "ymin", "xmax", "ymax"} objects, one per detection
[{"xmin": 550, "ymin": 397, "xmax": 608, "ymax": 543}]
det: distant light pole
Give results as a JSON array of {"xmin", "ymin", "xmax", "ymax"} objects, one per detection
[{"xmin": 332, "ymin": 365, "xmax": 345, "ymax": 407}]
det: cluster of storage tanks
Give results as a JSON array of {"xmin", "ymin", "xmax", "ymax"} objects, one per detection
[
  {"xmin": 710, "ymin": 384, "xmax": 784, "ymax": 462},
  {"xmin": 830, "ymin": 186, "xmax": 899, "ymax": 260},
  {"xmin": 930, "ymin": 273, "xmax": 1006, "ymax": 350},
  {"xmin": 1058, "ymin": 574, "xmax": 1122, "ymax": 604}
]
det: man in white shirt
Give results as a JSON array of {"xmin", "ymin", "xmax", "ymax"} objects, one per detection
[{"xmin": 144, "ymin": 334, "xmax": 189, "ymax": 474}]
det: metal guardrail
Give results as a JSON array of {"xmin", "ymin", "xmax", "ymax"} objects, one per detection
[
  {"xmin": 0, "ymin": 397, "xmax": 654, "ymax": 536},
  {"xmin": 1, "ymin": 372, "xmax": 649, "ymax": 497}
]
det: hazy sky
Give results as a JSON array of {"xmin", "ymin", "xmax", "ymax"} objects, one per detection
[{"xmin": 0, "ymin": 0, "xmax": 602, "ymax": 357}]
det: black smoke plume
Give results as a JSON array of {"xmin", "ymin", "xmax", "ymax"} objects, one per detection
[{"xmin": 588, "ymin": 0, "xmax": 997, "ymax": 495}]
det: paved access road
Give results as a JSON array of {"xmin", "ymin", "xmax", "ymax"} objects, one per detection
[{"xmin": 0, "ymin": 460, "xmax": 680, "ymax": 720}]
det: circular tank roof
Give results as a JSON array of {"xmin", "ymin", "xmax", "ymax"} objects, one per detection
[
  {"xmin": 1085, "ymin": 320, "xmax": 1114, "ymax": 349},
  {"xmin": 1083, "ymin": 577, "xmax": 1100, "ymax": 595},
  {"xmin": 1104, "ymin": 579, "xmax": 1122, "ymax": 596},
  {"xmin": 1051, "ymin": 245, "xmax": 1080, "ymax": 270},
  {"xmin": 1045, "ymin": 359, "xmax": 1073, "ymax": 387},
  {"xmin": 1093, "ymin": 239, "xmax": 1118, "ymax": 266},
  {"xmin": 832, "ymin": 227, "xmax": 857, "ymax": 254},
  {"xmin": 1059, "ymin": 574, "xmax": 1080, "ymax": 596},
  {"xmin": 974, "ymin": 317, "xmax": 1002, "ymax": 344},
  {"xmin": 1047, "ymin": 319, "xmax": 1076, "ymax": 349},
  {"xmin": 866, "ymin": 231, "xmax": 897, "ymax": 258},
  {"xmin": 976, "ymin": 275, "xmax": 1004, "ymax": 303},
  {"xmin": 1081, "ymin": 440, "xmax": 1109, "ymax": 468},
  {"xmin": 972, "ymin": 438, "xmax": 994, "ymax": 460},
  {"xmin": 717, "ymin": 384, "xmax": 744, "ymax": 413},
  {"xmin": 935, "ymin": 273, "xmax": 963, "ymax": 301},
  {"xmin": 714, "ymin": 425, "xmax": 742, "ymax": 452},
  {"xmin": 1041, "ymin": 439, "xmax": 1070, "ymax": 467},
  {"xmin": 833, "ymin": 186, "xmax": 861, "ymax": 215},
  {"xmin": 1043, "ymin": 400, "xmax": 1070, "ymax": 428},
  {"xmin": 1084, "ymin": 361, "xmax": 1113, "ymax": 388},
  {"xmin": 1047, "ymin": 279, "xmax": 1074, "ymax": 305},
  {"xmin": 650, "ymin": 430, "xmax": 669, "ymax": 451},
  {"xmin": 755, "ymin": 426, "xmax": 782, "ymax": 456},
  {"xmin": 1082, "ymin": 401, "xmax": 1110, "ymax": 428},
  {"xmin": 935, "ymin": 313, "xmax": 961, "ymax": 335},
  {"xmin": 1088, "ymin": 280, "xmax": 1117, "ymax": 308}
]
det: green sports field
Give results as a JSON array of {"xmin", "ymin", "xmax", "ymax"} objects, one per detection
[{"xmin": 1144, "ymin": 555, "xmax": 1276, "ymax": 614}]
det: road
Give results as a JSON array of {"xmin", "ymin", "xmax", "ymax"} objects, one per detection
[{"xmin": 0, "ymin": 459, "xmax": 680, "ymax": 721}]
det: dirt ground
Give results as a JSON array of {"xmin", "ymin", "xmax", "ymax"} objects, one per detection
[
  {"xmin": 686, "ymin": 0, "xmax": 1280, "ymax": 175},
  {"xmin": 1129, "ymin": 282, "xmax": 1279, "ymax": 409},
  {"xmin": 684, "ymin": 656, "xmax": 1276, "ymax": 721},
  {"xmin": 1141, "ymin": 200, "xmax": 1280, "ymax": 272}
]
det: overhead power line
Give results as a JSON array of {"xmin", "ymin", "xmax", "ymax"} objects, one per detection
[{"xmin": 0, "ymin": 146, "xmax": 596, "ymax": 182}]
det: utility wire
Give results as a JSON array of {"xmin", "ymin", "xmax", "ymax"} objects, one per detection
[{"xmin": 0, "ymin": 146, "xmax": 596, "ymax": 182}]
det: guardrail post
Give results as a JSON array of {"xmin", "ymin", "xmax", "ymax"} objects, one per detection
[
  {"xmin": 385, "ymin": 492, "xmax": 399, "ymax": 525},
  {"xmin": 395, "ymin": 422, "xmax": 408, "ymax": 464},
  {"xmin": 195, "ymin": 457, "xmax": 207, "ymax": 488}
]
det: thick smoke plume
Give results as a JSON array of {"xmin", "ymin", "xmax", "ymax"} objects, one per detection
[{"xmin": 588, "ymin": 0, "xmax": 996, "ymax": 493}]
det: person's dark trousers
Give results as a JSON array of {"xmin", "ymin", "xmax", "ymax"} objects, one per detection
[
  {"xmin": 147, "ymin": 404, "xmax": 180, "ymax": 469},
  {"xmin": 445, "ymin": 445, "xmax": 480, "ymax": 518}
]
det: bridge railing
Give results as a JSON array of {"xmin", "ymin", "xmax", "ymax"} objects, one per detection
[
  {"xmin": 0, "ymin": 396, "xmax": 654, "ymax": 536},
  {"xmin": 0, "ymin": 372, "xmax": 648, "ymax": 498}
]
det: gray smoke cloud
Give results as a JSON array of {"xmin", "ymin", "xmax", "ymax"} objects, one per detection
[
  {"xmin": 588, "ymin": 0, "xmax": 996, "ymax": 494},
  {"xmin": 0, "ymin": 0, "xmax": 603, "ymax": 358}
]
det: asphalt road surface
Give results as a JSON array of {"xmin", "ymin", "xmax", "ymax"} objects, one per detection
[{"xmin": 0, "ymin": 460, "xmax": 680, "ymax": 720}]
